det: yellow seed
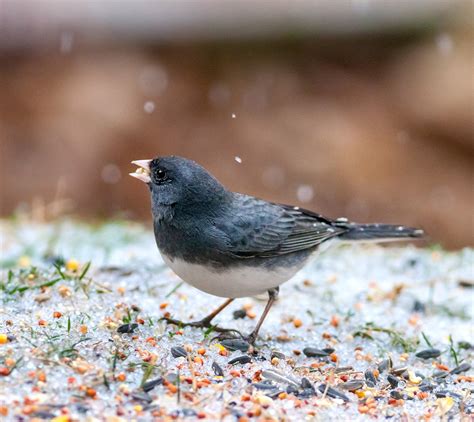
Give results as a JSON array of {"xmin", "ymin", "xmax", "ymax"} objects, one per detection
[
  {"xmin": 66, "ymin": 259, "xmax": 79, "ymax": 272},
  {"xmin": 51, "ymin": 416, "xmax": 70, "ymax": 422},
  {"xmin": 436, "ymin": 397, "xmax": 454, "ymax": 415},
  {"xmin": 133, "ymin": 405, "xmax": 143, "ymax": 413},
  {"xmin": 214, "ymin": 343, "xmax": 226, "ymax": 352},
  {"xmin": 0, "ymin": 334, "xmax": 8, "ymax": 344},
  {"xmin": 293, "ymin": 318, "xmax": 303, "ymax": 328},
  {"xmin": 255, "ymin": 394, "xmax": 273, "ymax": 408},
  {"xmin": 58, "ymin": 285, "xmax": 72, "ymax": 297},
  {"xmin": 407, "ymin": 370, "xmax": 422, "ymax": 384}
]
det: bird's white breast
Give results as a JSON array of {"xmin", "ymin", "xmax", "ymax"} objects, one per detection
[{"xmin": 161, "ymin": 254, "xmax": 303, "ymax": 298}]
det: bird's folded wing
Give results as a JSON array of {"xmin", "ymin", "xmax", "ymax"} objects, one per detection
[{"xmin": 216, "ymin": 195, "xmax": 346, "ymax": 258}]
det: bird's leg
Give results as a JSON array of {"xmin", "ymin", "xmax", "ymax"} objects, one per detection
[
  {"xmin": 161, "ymin": 298, "xmax": 239, "ymax": 333},
  {"xmin": 198, "ymin": 298, "xmax": 235, "ymax": 326},
  {"xmin": 245, "ymin": 287, "xmax": 279, "ymax": 345}
]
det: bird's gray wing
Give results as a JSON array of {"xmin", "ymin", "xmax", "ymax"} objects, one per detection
[{"xmin": 215, "ymin": 194, "xmax": 346, "ymax": 258}]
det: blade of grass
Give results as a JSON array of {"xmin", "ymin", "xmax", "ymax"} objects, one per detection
[
  {"xmin": 421, "ymin": 332, "xmax": 433, "ymax": 348},
  {"xmin": 166, "ymin": 281, "xmax": 183, "ymax": 298},
  {"xmin": 79, "ymin": 262, "xmax": 91, "ymax": 280}
]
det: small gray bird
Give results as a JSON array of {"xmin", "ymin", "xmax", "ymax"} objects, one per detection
[{"xmin": 130, "ymin": 156, "xmax": 423, "ymax": 344}]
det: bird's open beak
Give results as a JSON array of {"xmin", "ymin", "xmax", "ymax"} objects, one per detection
[{"xmin": 130, "ymin": 159, "xmax": 152, "ymax": 183}]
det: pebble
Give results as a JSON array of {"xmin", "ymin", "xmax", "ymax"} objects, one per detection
[
  {"xmin": 117, "ymin": 323, "xmax": 138, "ymax": 333},
  {"xmin": 221, "ymin": 339, "xmax": 250, "ymax": 352},
  {"xmin": 228, "ymin": 355, "xmax": 251, "ymax": 365},
  {"xmin": 170, "ymin": 346, "xmax": 187, "ymax": 358},
  {"xmin": 318, "ymin": 384, "xmax": 350, "ymax": 402},
  {"xmin": 415, "ymin": 348, "xmax": 441, "ymax": 359}
]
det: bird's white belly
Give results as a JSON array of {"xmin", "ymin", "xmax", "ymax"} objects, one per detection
[{"xmin": 161, "ymin": 254, "xmax": 302, "ymax": 298}]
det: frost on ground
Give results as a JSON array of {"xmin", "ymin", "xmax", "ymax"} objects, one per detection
[{"xmin": 0, "ymin": 219, "xmax": 472, "ymax": 421}]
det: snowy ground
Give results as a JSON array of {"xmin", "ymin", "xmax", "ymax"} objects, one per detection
[{"xmin": 0, "ymin": 219, "xmax": 472, "ymax": 421}]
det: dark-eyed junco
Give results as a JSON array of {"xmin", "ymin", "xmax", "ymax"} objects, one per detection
[{"xmin": 130, "ymin": 156, "xmax": 423, "ymax": 343}]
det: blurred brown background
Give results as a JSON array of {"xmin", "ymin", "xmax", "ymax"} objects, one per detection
[{"xmin": 0, "ymin": 0, "xmax": 473, "ymax": 248}]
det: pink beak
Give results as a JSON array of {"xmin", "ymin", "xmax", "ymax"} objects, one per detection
[{"xmin": 129, "ymin": 159, "xmax": 152, "ymax": 183}]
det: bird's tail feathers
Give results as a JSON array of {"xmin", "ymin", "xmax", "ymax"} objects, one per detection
[{"xmin": 338, "ymin": 223, "xmax": 424, "ymax": 242}]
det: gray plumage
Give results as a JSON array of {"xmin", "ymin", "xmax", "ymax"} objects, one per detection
[{"xmin": 148, "ymin": 156, "xmax": 423, "ymax": 271}]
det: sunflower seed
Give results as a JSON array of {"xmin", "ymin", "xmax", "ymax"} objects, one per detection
[
  {"xmin": 339, "ymin": 380, "xmax": 364, "ymax": 391},
  {"xmin": 271, "ymin": 351, "xmax": 286, "ymax": 360},
  {"xmin": 450, "ymin": 362, "xmax": 471, "ymax": 374},
  {"xmin": 303, "ymin": 347, "xmax": 332, "ymax": 357},
  {"xmin": 318, "ymin": 384, "xmax": 350, "ymax": 401},
  {"xmin": 252, "ymin": 381, "xmax": 277, "ymax": 391},
  {"xmin": 435, "ymin": 390, "xmax": 463, "ymax": 400},
  {"xmin": 117, "ymin": 323, "xmax": 138, "ymax": 333},
  {"xmin": 221, "ymin": 339, "xmax": 250, "ymax": 352},
  {"xmin": 212, "ymin": 361, "xmax": 224, "ymax": 376},
  {"xmin": 387, "ymin": 374, "xmax": 399, "ymax": 388},
  {"xmin": 415, "ymin": 348, "xmax": 441, "ymax": 359},
  {"xmin": 378, "ymin": 357, "xmax": 392, "ymax": 373},
  {"xmin": 300, "ymin": 377, "xmax": 314, "ymax": 390},
  {"xmin": 170, "ymin": 346, "xmax": 187, "ymax": 358},
  {"xmin": 142, "ymin": 377, "xmax": 163, "ymax": 392},
  {"xmin": 228, "ymin": 355, "xmax": 251, "ymax": 365},
  {"xmin": 232, "ymin": 309, "xmax": 247, "ymax": 319},
  {"xmin": 365, "ymin": 369, "xmax": 377, "ymax": 387},
  {"xmin": 391, "ymin": 366, "xmax": 408, "ymax": 376}
]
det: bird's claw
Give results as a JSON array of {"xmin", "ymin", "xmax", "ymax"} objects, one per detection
[
  {"xmin": 209, "ymin": 331, "xmax": 259, "ymax": 347},
  {"xmin": 160, "ymin": 316, "xmax": 211, "ymax": 328}
]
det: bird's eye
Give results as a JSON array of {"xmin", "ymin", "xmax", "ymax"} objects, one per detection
[{"xmin": 154, "ymin": 168, "xmax": 168, "ymax": 182}]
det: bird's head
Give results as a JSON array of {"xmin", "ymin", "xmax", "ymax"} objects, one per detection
[{"xmin": 130, "ymin": 156, "xmax": 228, "ymax": 212}]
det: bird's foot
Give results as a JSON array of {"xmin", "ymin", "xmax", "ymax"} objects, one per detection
[
  {"xmin": 160, "ymin": 316, "xmax": 242, "ymax": 335},
  {"xmin": 210, "ymin": 330, "xmax": 257, "ymax": 345}
]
